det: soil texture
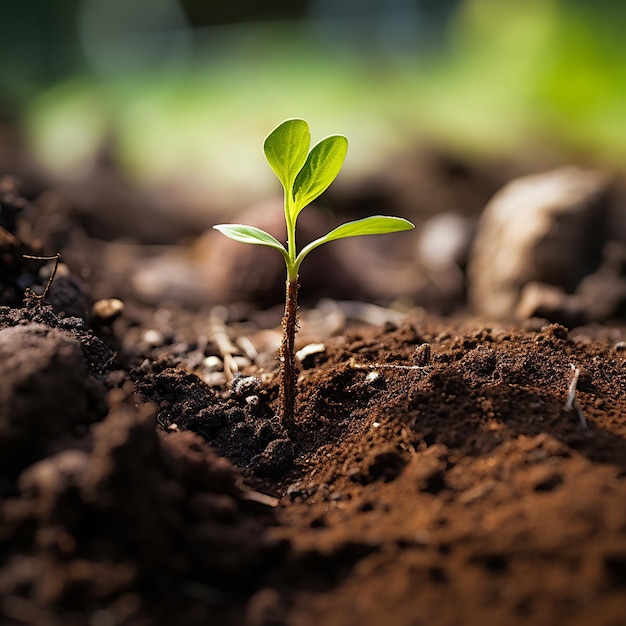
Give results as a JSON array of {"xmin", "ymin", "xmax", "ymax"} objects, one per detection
[{"xmin": 0, "ymin": 165, "xmax": 625, "ymax": 626}]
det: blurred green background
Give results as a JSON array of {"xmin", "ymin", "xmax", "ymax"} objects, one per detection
[{"xmin": 1, "ymin": 0, "xmax": 625, "ymax": 214}]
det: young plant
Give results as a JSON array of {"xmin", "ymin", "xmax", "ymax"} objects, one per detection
[{"xmin": 214, "ymin": 118, "xmax": 414, "ymax": 432}]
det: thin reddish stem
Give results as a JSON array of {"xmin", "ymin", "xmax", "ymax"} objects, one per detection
[{"xmin": 279, "ymin": 279, "xmax": 299, "ymax": 434}]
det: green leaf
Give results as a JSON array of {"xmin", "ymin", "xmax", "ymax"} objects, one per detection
[
  {"xmin": 295, "ymin": 215, "xmax": 414, "ymax": 269},
  {"xmin": 293, "ymin": 134, "xmax": 348, "ymax": 217},
  {"xmin": 318, "ymin": 215, "xmax": 415, "ymax": 242},
  {"xmin": 263, "ymin": 119, "xmax": 311, "ymax": 194},
  {"xmin": 213, "ymin": 224, "xmax": 287, "ymax": 254}
]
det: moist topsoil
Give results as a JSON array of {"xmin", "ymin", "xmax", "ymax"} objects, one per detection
[
  {"xmin": 0, "ymin": 171, "xmax": 625, "ymax": 626},
  {"xmin": 1, "ymin": 296, "xmax": 625, "ymax": 626}
]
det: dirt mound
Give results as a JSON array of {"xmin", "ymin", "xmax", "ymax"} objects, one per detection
[{"xmin": 0, "ymin": 304, "xmax": 285, "ymax": 625}]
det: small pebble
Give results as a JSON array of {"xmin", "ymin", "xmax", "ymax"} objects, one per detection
[
  {"xmin": 91, "ymin": 298, "xmax": 124, "ymax": 324},
  {"xmin": 231, "ymin": 375, "xmax": 259, "ymax": 396},
  {"xmin": 141, "ymin": 329, "xmax": 165, "ymax": 347},
  {"xmin": 202, "ymin": 355, "xmax": 223, "ymax": 372},
  {"xmin": 366, "ymin": 371, "xmax": 380, "ymax": 382},
  {"xmin": 296, "ymin": 343, "xmax": 326, "ymax": 361}
]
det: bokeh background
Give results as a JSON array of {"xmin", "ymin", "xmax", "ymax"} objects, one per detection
[{"xmin": 2, "ymin": 0, "xmax": 625, "ymax": 218}]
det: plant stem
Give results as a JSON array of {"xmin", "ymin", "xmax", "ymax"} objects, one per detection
[{"xmin": 280, "ymin": 278, "xmax": 299, "ymax": 434}]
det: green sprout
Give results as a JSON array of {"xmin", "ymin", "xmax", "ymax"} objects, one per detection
[{"xmin": 214, "ymin": 119, "xmax": 414, "ymax": 432}]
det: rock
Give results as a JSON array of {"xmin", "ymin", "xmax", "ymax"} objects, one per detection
[
  {"xmin": 515, "ymin": 240, "xmax": 626, "ymax": 326},
  {"xmin": 91, "ymin": 298, "xmax": 125, "ymax": 324},
  {"xmin": 468, "ymin": 167, "xmax": 610, "ymax": 319},
  {"xmin": 515, "ymin": 282, "xmax": 589, "ymax": 328},
  {"xmin": 575, "ymin": 241, "xmax": 626, "ymax": 321}
]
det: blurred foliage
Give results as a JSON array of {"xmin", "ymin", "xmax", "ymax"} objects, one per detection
[{"xmin": 1, "ymin": 0, "xmax": 625, "ymax": 208}]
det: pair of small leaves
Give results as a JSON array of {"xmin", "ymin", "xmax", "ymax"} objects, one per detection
[
  {"xmin": 263, "ymin": 118, "xmax": 348, "ymax": 221},
  {"xmin": 213, "ymin": 119, "xmax": 414, "ymax": 275},
  {"xmin": 214, "ymin": 215, "xmax": 415, "ymax": 270}
]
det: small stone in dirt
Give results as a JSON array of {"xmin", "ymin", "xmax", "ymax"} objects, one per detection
[
  {"xmin": 141, "ymin": 328, "xmax": 166, "ymax": 347},
  {"xmin": 231, "ymin": 375, "xmax": 260, "ymax": 397},
  {"xmin": 468, "ymin": 167, "xmax": 609, "ymax": 319},
  {"xmin": 202, "ymin": 355, "xmax": 223, "ymax": 372},
  {"xmin": 515, "ymin": 282, "xmax": 588, "ymax": 327},
  {"xmin": 296, "ymin": 342, "xmax": 326, "ymax": 369},
  {"xmin": 91, "ymin": 298, "xmax": 124, "ymax": 324}
]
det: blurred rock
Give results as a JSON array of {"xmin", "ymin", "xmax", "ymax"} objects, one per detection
[
  {"xmin": 91, "ymin": 297, "xmax": 125, "ymax": 324},
  {"xmin": 468, "ymin": 167, "xmax": 610, "ymax": 319},
  {"xmin": 515, "ymin": 282, "xmax": 588, "ymax": 328},
  {"xmin": 576, "ymin": 241, "xmax": 626, "ymax": 321}
]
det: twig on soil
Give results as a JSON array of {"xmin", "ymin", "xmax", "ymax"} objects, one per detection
[
  {"xmin": 236, "ymin": 477, "xmax": 279, "ymax": 507},
  {"xmin": 23, "ymin": 253, "xmax": 61, "ymax": 301},
  {"xmin": 564, "ymin": 363, "xmax": 588, "ymax": 429}
]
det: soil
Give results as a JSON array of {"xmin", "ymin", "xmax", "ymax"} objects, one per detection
[{"xmin": 1, "ymin": 165, "xmax": 626, "ymax": 626}]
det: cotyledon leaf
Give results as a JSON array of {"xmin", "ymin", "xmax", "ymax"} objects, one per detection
[
  {"xmin": 295, "ymin": 215, "xmax": 414, "ymax": 268},
  {"xmin": 263, "ymin": 119, "xmax": 311, "ymax": 196},
  {"xmin": 292, "ymin": 134, "xmax": 348, "ymax": 218},
  {"xmin": 213, "ymin": 224, "xmax": 288, "ymax": 257}
]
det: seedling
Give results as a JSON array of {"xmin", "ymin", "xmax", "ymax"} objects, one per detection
[{"xmin": 214, "ymin": 118, "xmax": 414, "ymax": 432}]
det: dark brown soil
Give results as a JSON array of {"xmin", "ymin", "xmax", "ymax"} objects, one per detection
[{"xmin": 1, "ymin": 169, "xmax": 626, "ymax": 626}]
